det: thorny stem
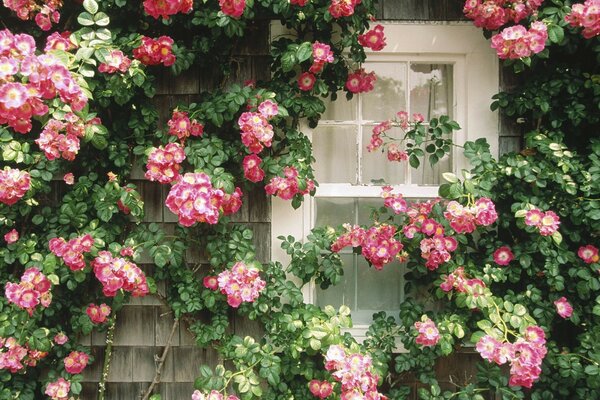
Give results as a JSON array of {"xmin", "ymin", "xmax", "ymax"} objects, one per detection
[{"xmin": 98, "ymin": 314, "xmax": 117, "ymax": 400}]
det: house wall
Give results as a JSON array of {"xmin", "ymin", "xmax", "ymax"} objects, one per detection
[{"xmin": 80, "ymin": 1, "xmax": 518, "ymax": 398}]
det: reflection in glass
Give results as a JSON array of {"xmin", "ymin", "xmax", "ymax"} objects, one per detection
[
  {"xmin": 322, "ymin": 91, "xmax": 357, "ymax": 121},
  {"xmin": 355, "ymin": 258, "xmax": 403, "ymax": 325},
  {"xmin": 313, "ymin": 126, "xmax": 358, "ymax": 183},
  {"xmin": 315, "ymin": 198, "xmax": 355, "ymax": 229},
  {"xmin": 316, "ymin": 254, "xmax": 355, "ymax": 310},
  {"xmin": 362, "ymin": 62, "xmax": 407, "ymax": 121},
  {"xmin": 361, "ymin": 127, "xmax": 407, "ymax": 185},
  {"xmin": 410, "ymin": 64, "xmax": 453, "ymax": 119}
]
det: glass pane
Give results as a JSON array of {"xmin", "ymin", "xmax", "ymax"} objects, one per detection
[
  {"xmin": 313, "ymin": 126, "xmax": 358, "ymax": 183},
  {"xmin": 357, "ymin": 198, "xmax": 384, "ymax": 226},
  {"xmin": 362, "ymin": 62, "xmax": 408, "ymax": 121},
  {"xmin": 354, "ymin": 258, "xmax": 403, "ymax": 325},
  {"xmin": 361, "ymin": 126, "xmax": 407, "ymax": 185},
  {"xmin": 410, "ymin": 151, "xmax": 452, "ymax": 185},
  {"xmin": 316, "ymin": 254, "xmax": 355, "ymax": 310},
  {"xmin": 410, "ymin": 64, "xmax": 453, "ymax": 119},
  {"xmin": 322, "ymin": 91, "xmax": 357, "ymax": 121},
  {"xmin": 315, "ymin": 198, "xmax": 356, "ymax": 229}
]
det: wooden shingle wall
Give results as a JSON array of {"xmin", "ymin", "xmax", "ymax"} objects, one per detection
[{"xmin": 79, "ymin": 1, "xmax": 519, "ymax": 398}]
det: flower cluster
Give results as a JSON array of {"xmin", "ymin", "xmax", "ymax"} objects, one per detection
[
  {"xmin": 331, "ymin": 223, "xmax": 404, "ymax": 270},
  {"xmin": 145, "ymin": 142, "xmax": 186, "ymax": 184},
  {"xmin": 358, "ymin": 24, "xmax": 386, "ymax": 51},
  {"xmin": 345, "ymin": 68, "xmax": 376, "ymax": 93},
  {"xmin": 420, "ymin": 235, "xmax": 458, "ymax": 270},
  {"xmin": 440, "ymin": 267, "xmax": 487, "ymax": 294},
  {"xmin": 45, "ymin": 378, "xmax": 70, "ymax": 400},
  {"xmin": 35, "ymin": 116, "xmax": 95, "ymax": 161},
  {"xmin": 554, "ymin": 296, "xmax": 573, "ymax": 319},
  {"xmin": 238, "ymin": 100, "xmax": 278, "ymax": 153},
  {"xmin": 214, "ymin": 261, "xmax": 266, "ymax": 307},
  {"xmin": 309, "ymin": 41, "xmax": 334, "ymax": 74},
  {"xmin": 0, "ymin": 167, "xmax": 30, "ymax": 205},
  {"xmin": 476, "ymin": 326, "xmax": 547, "ymax": 388},
  {"xmin": 3, "ymin": 0, "xmax": 62, "ymax": 31},
  {"xmin": 491, "ymin": 22, "xmax": 548, "ymax": 60},
  {"xmin": 191, "ymin": 390, "xmax": 240, "ymax": 400},
  {"xmin": 523, "ymin": 207, "xmax": 560, "ymax": 236},
  {"xmin": 463, "ymin": 0, "xmax": 543, "ymax": 30},
  {"xmin": 242, "ymin": 154, "xmax": 265, "ymax": 182},
  {"xmin": 168, "ymin": 110, "xmax": 204, "ymax": 142},
  {"xmin": 414, "ymin": 316, "xmax": 440, "ymax": 347},
  {"xmin": 219, "ymin": 0, "xmax": 246, "ymax": 18},
  {"xmin": 308, "ymin": 380, "xmax": 334, "ymax": 399},
  {"xmin": 98, "ymin": 50, "xmax": 132, "ymax": 74},
  {"xmin": 5, "ymin": 268, "xmax": 52, "ymax": 316},
  {"xmin": 133, "ymin": 36, "xmax": 176, "ymax": 67},
  {"xmin": 493, "ymin": 246, "xmax": 514, "ymax": 266},
  {"xmin": 143, "ymin": 0, "xmax": 193, "ymax": 19},
  {"xmin": 578, "ymin": 245, "xmax": 599, "ymax": 264},
  {"xmin": 45, "ymin": 31, "xmax": 75, "ymax": 51},
  {"xmin": 63, "ymin": 351, "xmax": 89, "ymax": 374},
  {"xmin": 328, "ymin": 0, "xmax": 361, "ymax": 18},
  {"xmin": 367, "ymin": 120, "xmax": 390, "ymax": 152},
  {"xmin": 402, "ymin": 198, "xmax": 441, "ymax": 238},
  {"xmin": 92, "ymin": 251, "xmax": 149, "ymax": 297},
  {"xmin": 165, "ymin": 172, "xmax": 242, "ymax": 226},
  {"xmin": 0, "ymin": 30, "xmax": 87, "ymax": 134},
  {"xmin": 565, "ymin": 0, "xmax": 599, "ymax": 39},
  {"xmin": 265, "ymin": 166, "xmax": 314, "ymax": 200},
  {"xmin": 381, "ymin": 186, "xmax": 408, "ymax": 214},
  {"xmin": 324, "ymin": 345, "xmax": 385, "ymax": 399},
  {"xmin": 86, "ymin": 303, "xmax": 111, "ymax": 324},
  {"xmin": 444, "ymin": 198, "xmax": 498, "ymax": 234},
  {"xmin": 0, "ymin": 336, "xmax": 47, "ymax": 372},
  {"xmin": 49, "ymin": 234, "xmax": 94, "ymax": 271}
]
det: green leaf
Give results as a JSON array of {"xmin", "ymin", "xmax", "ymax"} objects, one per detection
[
  {"xmin": 548, "ymin": 25, "xmax": 564, "ymax": 44},
  {"xmin": 442, "ymin": 172, "xmax": 459, "ymax": 183},
  {"xmin": 281, "ymin": 52, "xmax": 297, "ymax": 73},
  {"xmin": 77, "ymin": 12, "xmax": 95, "ymax": 26},
  {"xmin": 296, "ymin": 42, "xmax": 312, "ymax": 63},
  {"xmin": 94, "ymin": 12, "xmax": 110, "ymax": 26},
  {"xmin": 83, "ymin": 0, "xmax": 99, "ymax": 14}
]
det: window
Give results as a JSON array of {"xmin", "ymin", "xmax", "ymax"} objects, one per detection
[{"xmin": 272, "ymin": 23, "xmax": 499, "ymax": 341}]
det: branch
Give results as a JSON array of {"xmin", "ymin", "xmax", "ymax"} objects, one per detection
[
  {"xmin": 98, "ymin": 314, "xmax": 117, "ymax": 400},
  {"xmin": 140, "ymin": 317, "xmax": 180, "ymax": 400}
]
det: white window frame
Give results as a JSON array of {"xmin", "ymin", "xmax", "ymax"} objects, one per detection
[{"xmin": 271, "ymin": 22, "xmax": 499, "ymax": 342}]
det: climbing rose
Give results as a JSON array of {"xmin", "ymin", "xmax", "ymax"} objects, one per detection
[
  {"xmin": 215, "ymin": 261, "xmax": 266, "ymax": 307},
  {"xmin": 86, "ymin": 303, "xmax": 111, "ymax": 324},
  {"xmin": 328, "ymin": 0, "xmax": 361, "ymax": 18},
  {"xmin": 98, "ymin": 50, "xmax": 131, "ymax": 74},
  {"xmin": 54, "ymin": 333, "xmax": 68, "ymax": 345},
  {"xmin": 554, "ymin": 297, "xmax": 573, "ymax": 319},
  {"xmin": 523, "ymin": 207, "xmax": 560, "ymax": 236},
  {"xmin": 493, "ymin": 246, "xmax": 514, "ymax": 266},
  {"xmin": 5, "ymin": 268, "xmax": 52, "ymax": 315},
  {"xmin": 565, "ymin": 0, "xmax": 600, "ymax": 39},
  {"xmin": 381, "ymin": 186, "xmax": 407, "ymax": 214},
  {"xmin": 578, "ymin": 245, "xmax": 599, "ymax": 264},
  {"xmin": 308, "ymin": 380, "xmax": 334, "ymax": 399},
  {"xmin": 309, "ymin": 41, "xmax": 334, "ymax": 73},
  {"xmin": 133, "ymin": 36, "xmax": 176, "ymax": 66},
  {"xmin": 143, "ymin": 0, "xmax": 193, "ymax": 19},
  {"xmin": 168, "ymin": 110, "xmax": 204, "ymax": 142},
  {"xmin": 265, "ymin": 166, "xmax": 314, "ymax": 200},
  {"xmin": 192, "ymin": 390, "xmax": 240, "ymax": 400},
  {"xmin": 238, "ymin": 101, "xmax": 277, "ymax": 153},
  {"xmin": 219, "ymin": 0, "xmax": 246, "ymax": 18},
  {"xmin": 63, "ymin": 351, "xmax": 89, "ymax": 374},
  {"xmin": 298, "ymin": 72, "xmax": 316, "ymax": 91},
  {"xmin": 0, "ymin": 167, "xmax": 30, "ymax": 205},
  {"xmin": 346, "ymin": 68, "xmax": 376, "ymax": 93},
  {"xmin": 414, "ymin": 316, "xmax": 440, "ymax": 347},
  {"xmin": 4, "ymin": 229, "xmax": 18, "ymax": 244},
  {"xmin": 243, "ymin": 154, "xmax": 265, "ymax": 183},
  {"xmin": 358, "ymin": 24, "xmax": 386, "ymax": 51},
  {"xmin": 491, "ymin": 22, "xmax": 548, "ymax": 60},
  {"xmin": 49, "ymin": 234, "xmax": 94, "ymax": 271},
  {"xmin": 63, "ymin": 173, "xmax": 74, "ymax": 185},
  {"xmin": 145, "ymin": 142, "xmax": 186, "ymax": 184},
  {"xmin": 92, "ymin": 251, "xmax": 149, "ymax": 297},
  {"xmin": 45, "ymin": 31, "xmax": 75, "ymax": 52},
  {"xmin": 45, "ymin": 377, "xmax": 71, "ymax": 400},
  {"xmin": 203, "ymin": 276, "xmax": 218, "ymax": 290}
]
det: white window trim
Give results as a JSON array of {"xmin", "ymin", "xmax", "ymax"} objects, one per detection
[{"xmin": 271, "ymin": 23, "xmax": 499, "ymax": 343}]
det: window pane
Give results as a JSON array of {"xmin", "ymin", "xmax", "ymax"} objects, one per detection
[
  {"xmin": 361, "ymin": 62, "xmax": 408, "ymax": 121},
  {"xmin": 322, "ymin": 91, "xmax": 357, "ymax": 121},
  {"xmin": 315, "ymin": 198, "xmax": 356, "ymax": 229},
  {"xmin": 354, "ymin": 258, "xmax": 403, "ymax": 325},
  {"xmin": 410, "ymin": 151, "xmax": 452, "ymax": 185},
  {"xmin": 410, "ymin": 64, "xmax": 453, "ymax": 119},
  {"xmin": 313, "ymin": 126, "xmax": 358, "ymax": 183},
  {"xmin": 361, "ymin": 126, "xmax": 407, "ymax": 185},
  {"xmin": 357, "ymin": 198, "xmax": 384, "ymax": 225},
  {"xmin": 316, "ymin": 254, "xmax": 355, "ymax": 310}
]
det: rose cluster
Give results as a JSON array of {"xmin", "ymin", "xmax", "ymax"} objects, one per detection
[
  {"xmin": 523, "ymin": 207, "xmax": 560, "ymax": 236},
  {"xmin": 402, "ymin": 198, "xmax": 441, "ymax": 238},
  {"xmin": 463, "ymin": 0, "xmax": 543, "ymax": 30},
  {"xmin": 5, "ymin": 268, "xmax": 52, "ymax": 316},
  {"xmin": 238, "ymin": 100, "xmax": 278, "ymax": 153},
  {"xmin": 444, "ymin": 198, "xmax": 498, "ymax": 234},
  {"xmin": 440, "ymin": 267, "xmax": 487, "ymax": 295},
  {"xmin": 565, "ymin": 0, "xmax": 600, "ymax": 39},
  {"xmin": 219, "ymin": 0, "xmax": 246, "ymax": 18},
  {"xmin": 491, "ymin": 22, "xmax": 548, "ymax": 60},
  {"xmin": 0, "ymin": 167, "xmax": 31, "ymax": 205},
  {"xmin": 92, "ymin": 251, "xmax": 149, "ymax": 297},
  {"xmin": 367, "ymin": 120, "xmax": 391, "ymax": 152},
  {"xmin": 145, "ymin": 142, "xmax": 186, "ymax": 184},
  {"xmin": 309, "ymin": 41, "xmax": 335, "ymax": 74},
  {"xmin": 86, "ymin": 303, "xmax": 111, "ymax": 324},
  {"xmin": 0, "ymin": 336, "xmax": 47, "ymax": 373},
  {"xmin": 358, "ymin": 24, "xmax": 386, "ymax": 51},
  {"xmin": 0, "ymin": 30, "xmax": 87, "ymax": 134},
  {"xmin": 45, "ymin": 31, "xmax": 75, "ymax": 52},
  {"xmin": 208, "ymin": 261, "xmax": 266, "ymax": 308},
  {"xmin": 165, "ymin": 172, "xmax": 242, "ymax": 226},
  {"xmin": 35, "ymin": 115, "xmax": 97, "ymax": 161},
  {"xmin": 49, "ymin": 234, "xmax": 94, "ymax": 271},
  {"xmin": 420, "ymin": 235, "xmax": 458, "ymax": 270},
  {"xmin": 308, "ymin": 380, "xmax": 334, "ymax": 399},
  {"xmin": 381, "ymin": 186, "xmax": 407, "ymax": 214},
  {"xmin": 3, "ymin": 0, "xmax": 62, "ymax": 31},
  {"xmin": 345, "ymin": 68, "xmax": 376, "ymax": 93},
  {"xmin": 264, "ymin": 166, "xmax": 315, "ymax": 200},
  {"xmin": 143, "ymin": 0, "xmax": 193, "ymax": 19},
  {"xmin": 414, "ymin": 316, "xmax": 440, "ymax": 347},
  {"xmin": 328, "ymin": 0, "xmax": 361, "ymax": 18},
  {"xmin": 476, "ymin": 326, "xmax": 547, "ymax": 388},
  {"xmin": 45, "ymin": 378, "xmax": 70, "ymax": 400},
  {"xmin": 98, "ymin": 50, "xmax": 132, "ymax": 74},
  {"xmin": 324, "ymin": 345, "xmax": 386, "ymax": 400},
  {"xmin": 242, "ymin": 154, "xmax": 265, "ymax": 183},
  {"xmin": 63, "ymin": 350, "xmax": 89, "ymax": 374},
  {"xmin": 133, "ymin": 36, "xmax": 176, "ymax": 67},
  {"xmin": 168, "ymin": 110, "xmax": 204, "ymax": 142},
  {"xmin": 192, "ymin": 390, "xmax": 239, "ymax": 400}
]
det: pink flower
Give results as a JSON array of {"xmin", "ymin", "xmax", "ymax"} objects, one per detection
[
  {"xmin": 4, "ymin": 229, "xmax": 18, "ymax": 244},
  {"xmin": 238, "ymin": 110, "xmax": 275, "ymax": 153},
  {"xmin": 493, "ymin": 246, "xmax": 514, "ymax": 266},
  {"xmin": 328, "ymin": 0, "xmax": 360, "ymax": 18},
  {"xmin": 309, "ymin": 379, "xmax": 334, "ymax": 398},
  {"xmin": 358, "ymin": 24, "xmax": 386, "ymax": 51},
  {"xmin": 86, "ymin": 303, "xmax": 111, "ymax": 324},
  {"xmin": 0, "ymin": 167, "xmax": 30, "ymax": 205},
  {"xmin": 54, "ymin": 333, "xmax": 68, "ymax": 345},
  {"xmin": 45, "ymin": 377, "xmax": 71, "ymax": 400},
  {"xmin": 476, "ymin": 335, "xmax": 500, "ymax": 363},
  {"xmin": 414, "ymin": 316, "xmax": 440, "ymax": 347},
  {"xmin": 565, "ymin": 0, "xmax": 600, "ymax": 39},
  {"xmin": 387, "ymin": 144, "xmax": 408, "ymax": 162},
  {"xmin": 539, "ymin": 211, "xmax": 560, "ymax": 236},
  {"xmin": 257, "ymin": 100, "xmax": 279, "ymax": 118},
  {"xmin": 145, "ymin": 143, "xmax": 186, "ymax": 184},
  {"xmin": 554, "ymin": 297, "xmax": 573, "ymax": 319},
  {"xmin": 345, "ymin": 68, "xmax": 376, "ymax": 93},
  {"xmin": 133, "ymin": 36, "xmax": 176, "ymax": 67},
  {"xmin": 524, "ymin": 208, "xmax": 544, "ymax": 226},
  {"xmin": 5, "ymin": 268, "xmax": 52, "ymax": 315},
  {"xmin": 63, "ymin": 173, "xmax": 75, "ymax": 185},
  {"xmin": 264, "ymin": 166, "xmax": 314, "ymax": 200},
  {"xmin": 49, "ymin": 234, "xmax": 94, "ymax": 271},
  {"xmin": 578, "ymin": 245, "xmax": 599, "ymax": 264},
  {"xmin": 298, "ymin": 72, "xmax": 316, "ymax": 91},
  {"xmin": 92, "ymin": 251, "xmax": 149, "ymax": 297},
  {"xmin": 243, "ymin": 154, "xmax": 265, "ymax": 182},
  {"xmin": 491, "ymin": 23, "xmax": 548, "ymax": 60},
  {"xmin": 64, "ymin": 351, "xmax": 89, "ymax": 374},
  {"xmin": 219, "ymin": 0, "xmax": 246, "ymax": 18},
  {"xmin": 143, "ymin": 0, "xmax": 193, "ymax": 19},
  {"xmin": 217, "ymin": 262, "xmax": 265, "ymax": 307},
  {"xmin": 203, "ymin": 276, "xmax": 219, "ymax": 290},
  {"xmin": 168, "ymin": 110, "xmax": 204, "ymax": 142},
  {"xmin": 381, "ymin": 186, "xmax": 407, "ymax": 214}
]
